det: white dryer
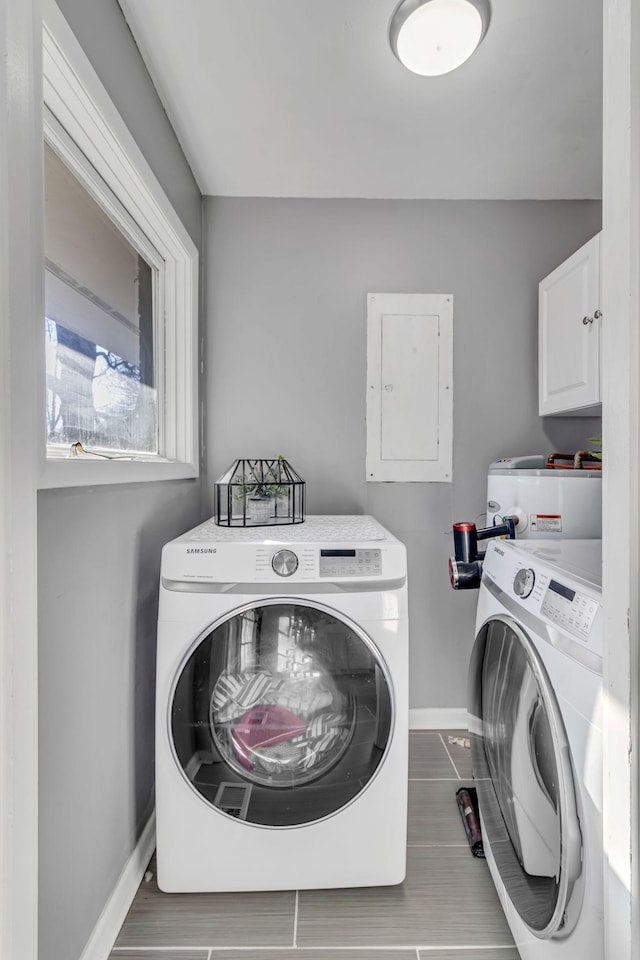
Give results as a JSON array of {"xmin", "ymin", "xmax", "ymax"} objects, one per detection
[
  {"xmin": 156, "ymin": 515, "xmax": 408, "ymax": 892},
  {"xmin": 468, "ymin": 539, "xmax": 603, "ymax": 959}
]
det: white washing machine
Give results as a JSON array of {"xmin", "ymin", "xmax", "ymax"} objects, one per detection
[
  {"xmin": 156, "ymin": 515, "xmax": 408, "ymax": 892},
  {"xmin": 468, "ymin": 539, "xmax": 603, "ymax": 959}
]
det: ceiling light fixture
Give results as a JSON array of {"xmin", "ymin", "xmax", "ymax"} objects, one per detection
[{"xmin": 389, "ymin": 0, "xmax": 491, "ymax": 77}]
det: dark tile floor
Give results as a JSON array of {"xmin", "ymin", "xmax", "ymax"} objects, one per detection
[{"xmin": 110, "ymin": 731, "xmax": 518, "ymax": 960}]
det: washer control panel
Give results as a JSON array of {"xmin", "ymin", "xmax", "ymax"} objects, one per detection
[
  {"xmin": 319, "ymin": 548, "xmax": 382, "ymax": 578},
  {"xmin": 540, "ymin": 578, "xmax": 599, "ymax": 641}
]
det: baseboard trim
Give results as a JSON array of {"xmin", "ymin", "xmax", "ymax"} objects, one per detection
[
  {"xmin": 79, "ymin": 811, "xmax": 155, "ymax": 960},
  {"xmin": 409, "ymin": 707, "xmax": 468, "ymax": 730}
]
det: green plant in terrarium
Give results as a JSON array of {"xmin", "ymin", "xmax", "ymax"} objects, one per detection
[
  {"xmin": 233, "ymin": 456, "xmax": 290, "ymax": 501},
  {"xmin": 588, "ymin": 436, "xmax": 602, "ymax": 461},
  {"xmin": 268, "ymin": 454, "xmax": 291, "ymax": 499}
]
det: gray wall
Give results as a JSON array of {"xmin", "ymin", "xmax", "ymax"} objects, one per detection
[
  {"xmin": 202, "ymin": 197, "xmax": 602, "ymax": 710},
  {"xmin": 38, "ymin": 3, "xmax": 202, "ymax": 960},
  {"xmin": 55, "ymin": 0, "xmax": 201, "ymax": 248}
]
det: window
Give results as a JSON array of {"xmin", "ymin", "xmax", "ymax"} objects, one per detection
[
  {"xmin": 44, "ymin": 139, "xmax": 158, "ymax": 455},
  {"xmin": 41, "ymin": 1, "xmax": 198, "ymax": 487}
]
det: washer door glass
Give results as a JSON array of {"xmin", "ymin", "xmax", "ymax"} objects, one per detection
[
  {"xmin": 469, "ymin": 616, "xmax": 582, "ymax": 938},
  {"xmin": 170, "ymin": 599, "xmax": 393, "ymax": 827}
]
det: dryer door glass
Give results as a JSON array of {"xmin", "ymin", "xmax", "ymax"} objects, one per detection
[
  {"xmin": 469, "ymin": 616, "xmax": 582, "ymax": 938},
  {"xmin": 170, "ymin": 599, "xmax": 394, "ymax": 827}
]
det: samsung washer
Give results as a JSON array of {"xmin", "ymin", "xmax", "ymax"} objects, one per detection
[
  {"xmin": 468, "ymin": 539, "xmax": 603, "ymax": 959},
  {"xmin": 155, "ymin": 515, "xmax": 408, "ymax": 892}
]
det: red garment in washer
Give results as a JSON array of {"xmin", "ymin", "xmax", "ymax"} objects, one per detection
[{"xmin": 230, "ymin": 705, "xmax": 306, "ymax": 771}]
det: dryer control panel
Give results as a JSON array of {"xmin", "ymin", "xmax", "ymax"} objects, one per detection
[
  {"xmin": 540, "ymin": 579, "xmax": 599, "ymax": 642},
  {"xmin": 481, "ymin": 539, "xmax": 603, "ymax": 663}
]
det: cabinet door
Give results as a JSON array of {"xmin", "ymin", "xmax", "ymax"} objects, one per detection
[{"xmin": 538, "ymin": 233, "xmax": 601, "ymax": 416}]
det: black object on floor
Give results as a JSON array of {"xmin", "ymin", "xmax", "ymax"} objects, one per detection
[{"xmin": 456, "ymin": 786, "xmax": 485, "ymax": 858}]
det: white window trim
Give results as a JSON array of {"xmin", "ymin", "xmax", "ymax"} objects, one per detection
[{"xmin": 40, "ymin": 0, "xmax": 199, "ymax": 488}]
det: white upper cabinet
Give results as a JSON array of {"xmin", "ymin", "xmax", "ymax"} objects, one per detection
[{"xmin": 538, "ymin": 233, "xmax": 601, "ymax": 416}]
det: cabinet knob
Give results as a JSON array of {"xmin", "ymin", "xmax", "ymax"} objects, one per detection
[
  {"xmin": 582, "ymin": 315, "xmax": 594, "ymax": 325},
  {"xmin": 594, "ymin": 309, "xmax": 602, "ymax": 320}
]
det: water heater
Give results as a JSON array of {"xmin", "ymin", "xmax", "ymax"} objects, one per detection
[{"xmin": 486, "ymin": 455, "xmax": 601, "ymax": 540}]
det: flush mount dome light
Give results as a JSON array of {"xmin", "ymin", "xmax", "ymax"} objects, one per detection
[{"xmin": 389, "ymin": 0, "xmax": 490, "ymax": 76}]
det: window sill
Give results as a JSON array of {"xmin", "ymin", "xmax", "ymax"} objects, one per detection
[{"xmin": 39, "ymin": 457, "xmax": 199, "ymax": 489}]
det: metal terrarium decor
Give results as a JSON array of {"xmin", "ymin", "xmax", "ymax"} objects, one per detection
[{"xmin": 214, "ymin": 457, "xmax": 305, "ymax": 527}]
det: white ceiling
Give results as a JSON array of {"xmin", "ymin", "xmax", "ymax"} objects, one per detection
[{"xmin": 118, "ymin": 0, "xmax": 602, "ymax": 200}]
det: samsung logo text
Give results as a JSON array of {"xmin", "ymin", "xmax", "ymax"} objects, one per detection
[{"xmin": 186, "ymin": 548, "xmax": 217, "ymax": 554}]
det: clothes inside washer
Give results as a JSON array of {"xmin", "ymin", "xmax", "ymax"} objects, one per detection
[
  {"xmin": 211, "ymin": 672, "xmax": 273, "ymax": 724},
  {"xmin": 210, "ymin": 670, "xmax": 351, "ymax": 783},
  {"xmin": 211, "ymin": 670, "xmax": 337, "ymax": 724},
  {"xmin": 229, "ymin": 704, "xmax": 306, "ymax": 771},
  {"xmin": 230, "ymin": 705, "xmax": 348, "ymax": 775}
]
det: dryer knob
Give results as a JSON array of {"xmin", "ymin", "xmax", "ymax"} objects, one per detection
[
  {"xmin": 514, "ymin": 567, "xmax": 535, "ymax": 598},
  {"xmin": 272, "ymin": 549, "xmax": 299, "ymax": 577}
]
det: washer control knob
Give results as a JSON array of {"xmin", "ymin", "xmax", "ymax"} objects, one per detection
[
  {"xmin": 272, "ymin": 549, "xmax": 299, "ymax": 577},
  {"xmin": 514, "ymin": 567, "xmax": 535, "ymax": 598}
]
